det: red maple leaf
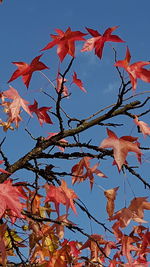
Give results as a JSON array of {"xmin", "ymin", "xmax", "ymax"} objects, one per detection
[
  {"xmin": 45, "ymin": 180, "xmax": 78, "ymax": 216},
  {"xmin": 81, "ymin": 26, "xmax": 124, "ymax": 59},
  {"xmin": 100, "ymin": 128, "xmax": 142, "ymax": 171},
  {"xmin": 8, "ymin": 55, "xmax": 49, "ymax": 88},
  {"xmin": 134, "ymin": 115, "xmax": 150, "ymax": 137},
  {"xmin": 41, "ymin": 27, "xmax": 86, "ymax": 62},
  {"xmin": 29, "ymin": 99, "xmax": 53, "ymax": 126},
  {"xmin": 72, "ymin": 72, "xmax": 87, "ymax": 92},
  {"xmin": 0, "ymin": 180, "xmax": 25, "ymax": 223},
  {"xmin": 115, "ymin": 47, "xmax": 150, "ymax": 90},
  {"xmin": 72, "ymin": 157, "xmax": 107, "ymax": 190},
  {"xmin": 2, "ymin": 86, "xmax": 32, "ymax": 127}
]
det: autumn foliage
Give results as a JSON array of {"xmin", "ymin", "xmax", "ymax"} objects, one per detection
[{"xmin": 0, "ymin": 5, "xmax": 150, "ymax": 267}]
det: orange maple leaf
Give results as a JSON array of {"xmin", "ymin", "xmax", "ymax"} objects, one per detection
[
  {"xmin": 80, "ymin": 234, "xmax": 107, "ymax": 263},
  {"xmin": 110, "ymin": 197, "xmax": 150, "ymax": 229},
  {"xmin": 121, "ymin": 235, "xmax": 139, "ymax": 264},
  {"xmin": 72, "ymin": 157, "xmax": 107, "ymax": 190}
]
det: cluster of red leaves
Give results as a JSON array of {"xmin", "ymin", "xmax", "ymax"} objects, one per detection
[
  {"xmin": 0, "ymin": 86, "xmax": 53, "ymax": 129},
  {"xmin": 5, "ymin": 26, "xmax": 150, "ymax": 93},
  {"xmin": 0, "ymin": 25, "xmax": 150, "ymax": 266},
  {"xmin": 1, "ymin": 25, "xmax": 149, "ymax": 132}
]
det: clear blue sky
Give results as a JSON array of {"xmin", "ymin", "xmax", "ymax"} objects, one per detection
[{"xmin": 0, "ymin": 0, "xmax": 150, "ymax": 263}]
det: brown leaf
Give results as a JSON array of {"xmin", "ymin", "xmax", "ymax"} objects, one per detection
[{"xmin": 104, "ymin": 186, "xmax": 119, "ymax": 217}]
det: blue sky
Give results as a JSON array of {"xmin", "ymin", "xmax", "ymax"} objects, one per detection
[{"xmin": 0, "ymin": 0, "xmax": 150, "ymax": 263}]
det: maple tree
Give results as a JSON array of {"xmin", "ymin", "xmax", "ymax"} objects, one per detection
[{"xmin": 0, "ymin": 4, "xmax": 150, "ymax": 267}]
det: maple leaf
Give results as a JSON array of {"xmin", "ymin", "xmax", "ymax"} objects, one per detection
[
  {"xmin": 81, "ymin": 26, "xmax": 124, "ymax": 59},
  {"xmin": 68, "ymin": 240, "xmax": 81, "ymax": 258},
  {"xmin": 60, "ymin": 180, "xmax": 78, "ymax": 215},
  {"xmin": 41, "ymin": 27, "xmax": 87, "ymax": 62},
  {"xmin": 29, "ymin": 99, "xmax": 53, "ymax": 126},
  {"xmin": 56, "ymin": 75, "xmax": 69, "ymax": 96},
  {"xmin": 2, "ymin": 86, "xmax": 32, "ymax": 127},
  {"xmin": 110, "ymin": 208, "xmax": 134, "ymax": 228},
  {"xmin": 134, "ymin": 115, "xmax": 150, "ymax": 137},
  {"xmin": 45, "ymin": 180, "xmax": 78, "ymax": 216},
  {"xmin": 72, "ymin": 157, "xmax": 107, "ymax": 190},
  {"xmin": 47, "ymin": 242, "xmax": 72, "ymax": 267},
  {"xmin": 100, "ymin": 128, "xmax": 142, "ymax": 171},
  {"xmin": 104, "ymin": 186, "xmax": 119, "ymax": 217},
  {"xmin": 72, "ymin": 72, "xmax": 87, "ymax": 92},
  {"xmin": 115, "ymin": 47, "xmax": 150, "ymax": 90},
  {"xmin": 0, "ymin": 180, "xmax": 25, "ymax": 223},
  {"xmin": 0, "ymin": 160, "xmax": 10, "ymax": 174},
  {"xmin": 121, "ymin": 235, "xmax": 139, "ymax": 264},
  {"xmin": 8, "ymin": 55, "xmax": 49, "ymax": 88},
  {"xmin": 110, "ymin": 197, "xmax": 150, "ymax": 230},
  {"xmin": 45, "ymin": 184, "xmax": 65, "ymax": 216},
  {"xmin": 128, "ymin": 197, "xmax": 150, "ymax": 221},
  {"xmin": 51, "ymin": 214, "xmax": 75, "ymax": 239},
  {"xmin": 61, "ymin": 239, "xmax": 81, "ymax": 259},
  {"xmin": 46, "ymin": 132, "xmax": 68, "ymax": 152},
  {"xmin": 80, "ymin": 234, "xmax": 107, "ymax": 263}
]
